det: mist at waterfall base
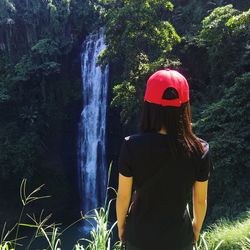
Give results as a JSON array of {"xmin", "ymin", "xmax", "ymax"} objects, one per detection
[{"xmin": 77, "ymin": 29, "xmax": 110, "ymax": 236}]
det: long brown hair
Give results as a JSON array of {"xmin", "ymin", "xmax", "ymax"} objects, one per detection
[{"xmin": 138, "ymin": 100, "xmax": 205, "ymax": 159}]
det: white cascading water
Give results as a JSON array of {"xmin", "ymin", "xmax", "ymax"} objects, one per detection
[{"xmin": 77, "ymin": 29, "xmax": 109, "ymax": 226}]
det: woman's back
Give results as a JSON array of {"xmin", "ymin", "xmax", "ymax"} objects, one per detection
[{"xmin": 118, "ymin": 132, "xmax": 211, "ymax": 249}]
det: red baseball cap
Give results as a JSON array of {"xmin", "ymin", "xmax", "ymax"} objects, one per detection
[{"xmin": 144, "ymin": 68, "xmax": 189, "ymax": 107}]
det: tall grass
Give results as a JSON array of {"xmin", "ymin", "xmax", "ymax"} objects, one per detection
[
  {"xmin": 0, "ymin": 162, "xmax": 249, "ymax": 250},
  {"xmin": 0, "ymin": 162, "xmax": 120, "ymax": 250},
  {"xmin": 74, "ymin": 162, "xmax": 119, "ymax": 250},
  {"xmin": 198, "ymin": 212, "xmax": 250, "ymax": 250},
  {"xmin": 0, "ymin": 179, "xmax": 51, "ymax": 249}
]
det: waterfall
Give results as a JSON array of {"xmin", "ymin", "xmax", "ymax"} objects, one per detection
[{"xmin": 77, "ymin": 29, "xmax": 109, "ymax": 225}]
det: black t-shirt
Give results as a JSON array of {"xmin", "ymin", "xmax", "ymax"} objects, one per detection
[{"xmin": 118, "ymin": 132, "xmax": 213, "ymax": 250}]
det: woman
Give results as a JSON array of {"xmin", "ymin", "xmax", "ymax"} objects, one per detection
[{"xmin": 116, "ymin": 68, "xmax": 213, "ymax": 250}]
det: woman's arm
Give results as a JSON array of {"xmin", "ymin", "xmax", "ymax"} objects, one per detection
[
  {"xmin": 116, "ymin": 173, "xmax": 133, "ymax": 241},
  {"xmin": 192, "ymin": 180, "xmax": 208, "ymax": 242}
]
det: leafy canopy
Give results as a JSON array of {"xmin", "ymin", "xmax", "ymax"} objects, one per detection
[{"xmin": 93, "ymin": 0, "xmax": 181, "ymax": 124}]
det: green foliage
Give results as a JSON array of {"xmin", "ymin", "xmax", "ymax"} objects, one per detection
[
  {"xmin": 0, "ymin": 163, "xmax": 120, "ymax": 250},
  {"xmin": 0, "ymin": 55, "xmax": 11, "ymax": 102},
  {"xmin": 76, "ymin": 207, "xmax": 118, "ymax": 250},
  {"xmin": 14, "ymin": 39, "xmax": 61, "ymax": 82},
  {"xmin": 111, "ymin": 81, "xmax": 137, "ymax": 124},
  {"xmin": 0, "ymin": 179, "xmax": 52, "ymax": 249},
  {"xmin": 75, "ymin": 163, "xmax": 118, "ymax": 250},
  {"xmin": 226, "ymin": 8, "xmax": 250, "ymax": 32},
  {"xmin": 195, "ymin": 5, "xmax": 250, "ymax": 99},
  {"xmin": 195, "ymin": 73, "xmax": 250, "ymax": 220},
  {"xmin": 0, "ymin": 0, "xmax": 94, "ymax": 181},
  {"xmin": 0, "ymin": 0, "xmax": 249, "ymax": 238},
  {"xmin": 31, "ymin": 39, "xmax": 60, "ymax": 58},
  {"xmin": 93, "ymin": 0, "xmax": 181, "ymax": 123},
  {"xmin": 98, "ymin": 0, "xmax": 180, "ymax": 70},
  {"xmin": 1, "ymin": 175, "xmax": 250, "ymax": 249},
  {"xmin": 0, "ymin": 128, "xmax": 43, "ymax": 179},
  {"xmin": 199, "ymin": 5, "xmax": 239, "ymax": 46},
  {"xmin": 202, "ymin": 212, "xmax": 250, "ymax": 250},
  {"xmin": 171, "ymin": 0, "xmax": 207, "ymax": 36},
  {"xmin": 98, "ymin": 1, "xmax": 250, "ymax": 227},
  {"xmin": 13, "ymin": 55, "xmax": 37, "ymax": 82}
]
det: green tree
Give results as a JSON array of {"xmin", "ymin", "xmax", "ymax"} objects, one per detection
[
  {"xmin": 0, "ymin": 0, "xmax": 95, "ymax": 181},
  {"xmin": 197, "ymin": 5, "xmax": 250, "ymax": 99},
  {"xmin": 94, "ymin": 0, "xmax": 181, "ymax": 124},
  {"xmin": 195, "ymin": 73, "xmax": 250, "ymax": 221}
]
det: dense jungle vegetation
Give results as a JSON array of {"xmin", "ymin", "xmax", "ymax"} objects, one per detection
[
  {"xmin": 96, "ymin": 0, "xmax": 250, "ymax": 223},
  {"xmin": 0, "ymin": 0, "xmax": 249, "ymax": 247}
]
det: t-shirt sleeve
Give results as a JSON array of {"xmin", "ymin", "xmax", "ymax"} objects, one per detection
[
  {"xmin": 195, "ymin": 141, "xmax": 213, "ymax": 182},
  {"xmin": 118, "ymin": 137, "xmax": 133, "ymax": 177}
]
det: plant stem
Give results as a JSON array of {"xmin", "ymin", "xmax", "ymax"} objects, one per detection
[{"xmin": 14, "ymin": 205, "xmax": 25, "ymax": 249}]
